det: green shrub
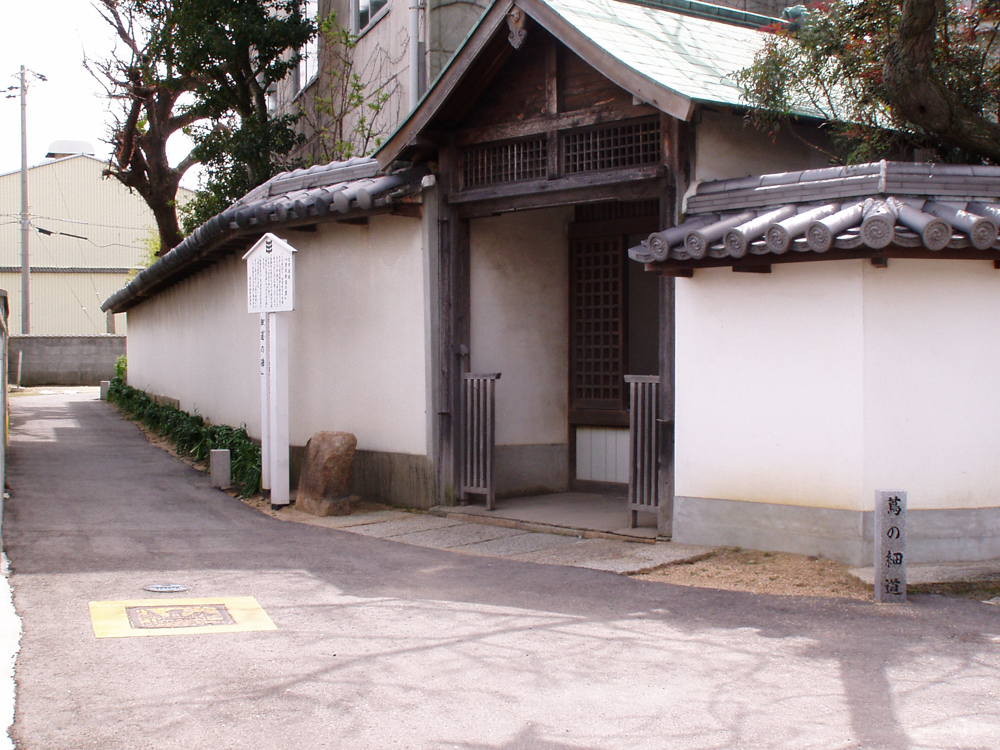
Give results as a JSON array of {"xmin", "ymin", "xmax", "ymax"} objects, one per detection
[
  {"xmin": 106, "ymin": 377, "xmax": 261, "ymax": 497},
  {"xmin": 114, "ymin": 355, "xmax": 127, "ymax": 381}
]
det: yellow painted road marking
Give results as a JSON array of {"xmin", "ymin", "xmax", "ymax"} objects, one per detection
[{"xmin": 89, "ymin": 597, "xmax": 276, "ymax": 638}]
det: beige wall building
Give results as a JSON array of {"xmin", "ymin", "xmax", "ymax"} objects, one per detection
[{"xmin": 0, "ymin": 153, "xmax": 190, "ymax": 335}]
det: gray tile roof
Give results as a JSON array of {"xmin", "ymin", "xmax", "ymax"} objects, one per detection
[
  {"xmin": 629, "ymin": 161, "xmax": 1000, "ymax": 264},
  {"xmin": 102, "ymin": 159, "xmax": 427, "ymax": 313}
]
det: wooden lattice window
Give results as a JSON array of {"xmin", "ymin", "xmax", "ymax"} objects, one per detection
[
  {"xmin": 461, "ymin": 138, "xmax": 548, "ymax": 188},
  {"xmin": 562, "ymin": 119, "xmax": 661, "ymax": 175},
  {"xmin": 570, "ymin": 236, "xmax": 626, "ymax": 410}
]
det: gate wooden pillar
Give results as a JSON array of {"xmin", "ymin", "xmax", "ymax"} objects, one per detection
[
  {"xmin": 435, "ymin": 143, "xmax": 472, "ymax": 507},
  {"xmin": 657, "ymin": 275, "xmax": 676, "ymax": 537}
]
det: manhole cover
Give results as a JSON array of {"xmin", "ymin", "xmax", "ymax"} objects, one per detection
[{"xmin": 143, "ymin": 584, "xmax": 189, "ymax": 593}]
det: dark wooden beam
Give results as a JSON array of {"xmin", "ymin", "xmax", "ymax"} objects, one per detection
[
  {"xmin": 336, "ymin": 217, "xmax": 369, "ymax": 226},
  {"xmin": 871, "ymin": 256, "xmax": 888, "ymax": 268},
  {"xmin": 568, "ymin": 216, "xmax": 659, "ymax": 238},
  {"xmin": 658, "ymin": 268, "xmax": 693, "ymax": 277},
  {"xmin": 434, "ymin": 139, "xmax": 472, "ymax": 506},
  {"xmin": 733, "ymin": 264, "xmax": 771, "ymax": 273},
  {"xmin": 449, "ymin": 164, "xmax": 665, "ymax": 205},
  {"xmin": 452, "ymin": 103, "xmax": 658, "ymax": 147},
  {"xmin": 455, "ymin": 177, "xmax": 663, "ymax": 218},
  {"xmin": 545, "ymin": 36, "xmax": 558, "ymax": 115},
  {"xmin": 408, "ymin": 133, "xmax": 447, "ymax": 149},
  {"xmin": 391, "ymin": 203, "xmax": 424, "ymax": 218},
  {"xmin": 568, "ymin": 408, "xmax": 628, "ymax": 427},
  {"xmin": 657, "ymin": 275, "xmax": 675, "ymax": 537},
  {"xmin": 665, "ymin": 115, "xmax": 692, "ymax": 220}
]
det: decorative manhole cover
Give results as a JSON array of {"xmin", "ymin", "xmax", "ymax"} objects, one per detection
[
  {"xmin": 143, "ymin": 584, "xmax": 189, "ymax": 593},
  {"xmin": 126, "ymin": 604, "xmax": 236, "ymax": 630}
]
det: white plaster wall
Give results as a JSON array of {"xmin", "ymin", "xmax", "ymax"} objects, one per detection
[
  {"xmin": 289, "ymin": 216, "xmax": 427, "ymax": 453},
  {"xmin": 127, "ymin": 254, "xmax": 259, "ymax": 431},
  {"xmin": 127, "ymin": 215, "xmax": 428, "ymax": 455},
  {"xmin": 863, "ymin": 259, "xmax": 1000, "ymax": 510},
  {"xmin": 694, "ymin": 111, "xmax": 830, "ymax": 184},
  {"xmin": 470, "ymin": 207, "xmax": 572, "ymax": 446},
  {"xmin": 675, "ymin": 261, "xmax": 866, "ymax": 509}
]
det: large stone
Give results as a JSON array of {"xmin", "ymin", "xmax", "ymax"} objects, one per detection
[{"xmin": 296, "ymin": 431, "xmax": 358, "ymax": 517}]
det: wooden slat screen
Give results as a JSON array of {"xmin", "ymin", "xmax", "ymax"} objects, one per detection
[
  {"xmin": 562, "ymin": 119, "xmax": 661, "ymax": 175},
  {"xmin": 461, "ymin": 373, "xmax": 500, "ymax": 510},
  {"xmin": 626, "ymin": 375, "xmax": 660, "ymax": 525},
  {"xmin": 461, "ymin": 138, "xmax": 548, "ymax": 188},
  {"xmin": 570, "ymin": 236, "xmax": 625, "ymax": 410}
]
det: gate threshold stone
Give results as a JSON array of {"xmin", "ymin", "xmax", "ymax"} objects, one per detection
[{"xmin": 429, "ymin": 507, "xmax": 660, "ymax": 543}]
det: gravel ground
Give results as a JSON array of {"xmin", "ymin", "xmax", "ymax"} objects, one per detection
[{"xmin": 636, "ymin": 548, "xmax": 874, "ymax": 600}]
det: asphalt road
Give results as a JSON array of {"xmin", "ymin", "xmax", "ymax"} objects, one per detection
[{"xmin": 5, "ymin": 391, "xmax": 1000, "ymax": 749}]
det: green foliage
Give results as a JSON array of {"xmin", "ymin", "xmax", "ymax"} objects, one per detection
[
  {"xmin": 107, "ymin": 377, "xmax": 262, "ymax": 497},
  {"xmin": 735, "ymin": 0, "xmax": 1000, "ymax": 164},
  {"xmin": 114, "ymin": 355, "xmax": 127, "ymax": 381},
  {"xmin": 298, "ymin": 12, "xmax": 392, "ymax": 165},
  {"xmin": 180, "ymin": 113, "xmax": 306, "ymax": 233},
  {"xmin": 95, "ymin": 0, "xmax": 316, "ymax": 248},
  {"xmin": 128, "ymin": 229, "xmax": 160, "ymax": 280}
]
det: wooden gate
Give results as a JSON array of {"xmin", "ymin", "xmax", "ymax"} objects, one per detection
[
  {"xmin": 460, "ymin": 373, "xmax": 501, "ymax": 509},
  {"xmin": 625, "ymin": 375, "xmax": 659, "ymax": 527}
]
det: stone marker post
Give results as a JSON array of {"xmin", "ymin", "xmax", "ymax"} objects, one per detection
[
  {"xmin": 874, "ymin": 489, "xmax": 907, "ymax": 603},
  {"xmin": 210, "ymin": 449, "xmax": 231, "ymax": 489}
]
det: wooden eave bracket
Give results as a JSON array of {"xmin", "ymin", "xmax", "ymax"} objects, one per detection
[{"xmin": 507, "ymin": 5, "xmax": 529, "ymax": 48}]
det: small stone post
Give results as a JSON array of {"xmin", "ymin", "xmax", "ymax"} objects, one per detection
[
  {"xmin": 210, "ymin": 449, "xmax": 231, "ymax": 489},
  {"xmin": 874, "ymin": 489, "xmax": 907, "ymax": 603},
  {"xmin": 99, "ymin": 380, "xmax": 110, "ymax": 400}
]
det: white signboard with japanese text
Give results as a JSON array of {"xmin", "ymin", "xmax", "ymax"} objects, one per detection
[
  {"xmin": 245, "ymin": 233, "xmax": 295, "ymax": 507},
  {"xmin": 244, "ymin": 233, "xmax": 296, "ymax": 313}
]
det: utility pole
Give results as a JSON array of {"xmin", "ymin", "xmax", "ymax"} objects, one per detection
[
  {"xmin": 8, "ymin": 67, "xmax": 45, "ymax": 334},
  {"xmin": 19, "ymin": 65, "xmax": 29, "ymax": 334}
]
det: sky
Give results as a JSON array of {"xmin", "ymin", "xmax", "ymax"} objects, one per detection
[{"xmin": 0, "ymin": 1, "xmax": 198, "ymax": 188}]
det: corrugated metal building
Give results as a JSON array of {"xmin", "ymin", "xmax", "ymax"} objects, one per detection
[{"xmin": 0, "ymin": 153, "xmax": 191, "ymax": 335}]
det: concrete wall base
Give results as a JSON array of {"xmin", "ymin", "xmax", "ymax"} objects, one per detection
[
  {"xmin": 9, "ymin": 335, "xmax": 125, "ymax": 386},
  {"xmin": 495, "ymin": 443, "xmax": 569, "ymax": 498},
  {"xmin": 289, "ymin": 447, "xmax": 435, "ymax": 508},
  {"xmin": 674, "ymin": 495, "xmax": 1000, "ymax": 566},
  {"xmin": 351, "ymin": 450, "xmax": 437, "ymax": 509}
]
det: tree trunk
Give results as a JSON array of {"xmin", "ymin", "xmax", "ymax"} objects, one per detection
[{"xmin": 884, "ymin": 0, "xmax": 1000, "ymax": 161}]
